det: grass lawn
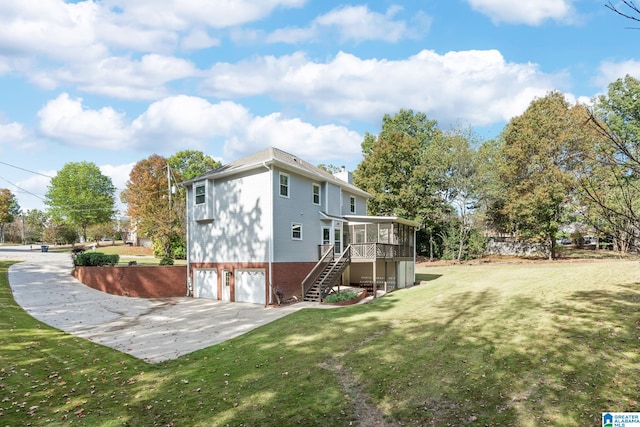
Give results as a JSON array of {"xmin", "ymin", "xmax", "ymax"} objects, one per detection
[
  {"xmin": 41, "ymin": 242, "xmax": 187, "ymax": 266},
  {"xmin": 2, "ymin": 259, "xmax": 640, "ymax": 425}
]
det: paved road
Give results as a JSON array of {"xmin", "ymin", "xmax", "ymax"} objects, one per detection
[{"xmin": 1, "ymin": 246, "xmax": 318, "ymax": 363}]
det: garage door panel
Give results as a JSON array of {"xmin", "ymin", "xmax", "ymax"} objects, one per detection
[
  {"xmin": 235, "ymin": 269, "xmax": 265, "ymax": 304},
  {"xmin": 194, "ymin": 269, "xmax": 218, "ymax": 299}
]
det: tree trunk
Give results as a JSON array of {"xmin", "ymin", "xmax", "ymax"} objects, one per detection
[{"xmin": 429, "ymin": 231, "xmax": 434, "ymax": 261}]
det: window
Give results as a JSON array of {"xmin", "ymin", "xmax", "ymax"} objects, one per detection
[
  {"xmin": 350, "ymin": 196, "xmax": 356, "ymax": 213},
  {"xmin": 292, "ymin": 223, "xmax": 302, "ymax": 240},
  {"xmin": 279, "ymin": 173, "xmax": 289, "ymax": 197},
  {"xmin": 312, "ymin": 183, "xmax": 321, "ymax": 205},
  {"xmin": 195, "ymin": 184, "xmax": 205, "ymax": 205}
]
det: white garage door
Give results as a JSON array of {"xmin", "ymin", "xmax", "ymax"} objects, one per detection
[
  {"xmin": 235, "ymin": 269, "xmax": 266, "ymax": 304},
  {"xmin": 193, "ymin": 268, "xmax": 218, "ymax": 299}
]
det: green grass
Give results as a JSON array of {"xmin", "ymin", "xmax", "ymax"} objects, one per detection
[{"xmin": 2, "ymin": 259, "xmax": 640, "ymax": 425}]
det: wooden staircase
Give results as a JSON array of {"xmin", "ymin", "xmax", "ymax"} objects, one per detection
[{"xmin": 302, "ymin": 246, "xmax": 351, "ymax": 302}]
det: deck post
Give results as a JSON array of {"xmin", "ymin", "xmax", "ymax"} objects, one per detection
[{"xmin": 372, "ymin": 258, "xmax": 377, "ymax": 299}]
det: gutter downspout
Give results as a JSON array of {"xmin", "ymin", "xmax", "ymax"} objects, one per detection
[
  {"xmin": 186, "ymin": 184, "xmax": 192, "ymax": 296},
  {"xmin": 263, "ymin": 162, "xmax": 274, "ymax": 307}
]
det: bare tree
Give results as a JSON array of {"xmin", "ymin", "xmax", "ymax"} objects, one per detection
[{"xmin": 606, "ymin": 1, "xmax": 640, "ymax": 26}]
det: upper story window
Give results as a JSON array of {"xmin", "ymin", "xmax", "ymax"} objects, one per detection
[
  {"xmin": 312, "ymin": 183, "xmax": 321, "ymax": 205},
  {"xmin": 195, "ymin": 184, "xmax": 206, "ymax": 205},
  {"xmin": 291, "ymin": 223, "xmax": 302, "ymax": 240},
  {"xmin": 279, "ymin": 173, "xmax": 290, "ymax": 198},
  {"xmin": 350, "ymin": 196, "xmax": 356, "ymax": 213}
]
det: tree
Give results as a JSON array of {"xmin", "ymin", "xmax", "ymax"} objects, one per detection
[
  {"xmin": 121, "ymin": 154, "xmax": 173, "ymax": 256},
  {"xmin": 0, "ymin": 189, "xmax": 20, "ymax": 243},
  {"xmin": 43, "ymin": 220, "xmax": 78, "ymax": 245},
  {"xmin": 23, "ymin": 209, "xmax": 48, "ymax": 243},
  {"xmin": 606, "ymin": 1, "xmax": 640, "ymax": 25},
  {"xmin": 168, "ymin": 150, "xmax": 221, "ymax": 182},
  {"xmin": 354, "ymin": 109, "xmax": 443, "ymax": 222},
  {"xmin": 428, "ymin": 127, "xmax": 484, "ymax": 261},
  {"xmin": 575, "ymin": 75, "xmax": 640, "ymax": 252},
  {"xmin": 45, "ymin": 162, "xmax": 116, "ymax": 242},
  {"xmin": 498, "ymin": 92, "xmax": 585, "ymax": 260}
]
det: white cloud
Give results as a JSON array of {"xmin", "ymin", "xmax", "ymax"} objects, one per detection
[
  {"xmin": 100, "ymin": 163, "xmax": 135, "ymax": 192},
  {"xmin": 466, "ymin": 0, "xmax": 575, "ymax": 25},
  {"xmin": 224, "ymin": 113, "xmax": 362, "ymax": 161},
  {"xmin": 0, "ymin": 0, "xmax": 108, "ymax": 62},
  {"xmin": 12, "ymin": 171, "xmax": 55, "ymax": 212},
  {"xmin": 105, "ymin": 0, "xmax": 306, "ymax": 30},
  {"xmin": 37, "ymin": 93, "xmax": 132, "ymax": 148},
  {"xmin": 0, "ymin": 122, "xmax": 26, "ymax": 143},
  {"xmin": 131, "ymin": 96, "xmax": 252, "ymax": 151},
  {"xmin": 34, "ymin": 93, "xmax": 363, "ymax": 165},
  {"xmin": 30, "ymin": 54, "xmax": 199, "ymax": 99},
  {"xmin": 181, "ymin": 29, "xmax": 220, "ymax": 51},
  {"xmin": 267, "ymin": 4, "xmax": 428, "ymax": 44},
  {"xmin": 594, "ymin": 60, "xmax": 640, "ymax": 89},
  {"xmin": 203, "ymin": 49, "xmax": 562, "ymax": 126}
]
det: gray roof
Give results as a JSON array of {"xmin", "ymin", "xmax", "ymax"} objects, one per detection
[{"xmin": 181, "ymin": 146, "xmax": 371, "ymax": 198}]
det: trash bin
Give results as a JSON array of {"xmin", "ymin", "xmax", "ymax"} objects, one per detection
[{"xmin": 41, "ymin": 245, "xmax": 49, "ymax": 253}]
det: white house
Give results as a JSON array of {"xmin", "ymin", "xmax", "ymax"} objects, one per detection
[{"xmin": 181, "ymin": 147, "xmax": 418, "ymax": 305}]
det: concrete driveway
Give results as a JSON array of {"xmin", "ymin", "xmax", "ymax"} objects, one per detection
[{"xmin": 1, "ymin": 246, "xmax": 318, "ymax": 363}]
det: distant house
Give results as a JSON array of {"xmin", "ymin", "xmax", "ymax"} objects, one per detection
[{"xmin": 181, "ymin": 147, "xmax": 418, "ymax": 305}]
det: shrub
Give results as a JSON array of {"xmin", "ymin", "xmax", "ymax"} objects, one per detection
[
  {"xmin": 74, "ymin": 252, "xmax": 119, "ymax": 267},
  {"xmin": 159, "ymin": 256, "xmax": 174, "ymax": 266},
  {"xmin": 324, "ymin": 290, "xmax": 358, "ymax": 303}
]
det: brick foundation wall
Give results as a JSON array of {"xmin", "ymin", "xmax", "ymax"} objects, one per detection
[
  {"xmin": 271, "ymin": 262, "xmax": 316, "ymax": 300},
  {"xmin": 73, "ymin": 266, "xmax": 187, "ymax": 298}
]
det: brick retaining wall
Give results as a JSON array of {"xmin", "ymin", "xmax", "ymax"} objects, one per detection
[{"xmin": 73, "ymin": 265, "xmax": 187, "ymax": 298}]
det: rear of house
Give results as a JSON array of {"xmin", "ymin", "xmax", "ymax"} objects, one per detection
[{"xmin": 183, "ymin": 147, "xmax": 418, "ymax": 305}]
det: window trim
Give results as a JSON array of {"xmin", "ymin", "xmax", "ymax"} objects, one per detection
[
  {"xmin": 279, "ymin": 172, "xmax": 290, "ymax": 198},
  {"xmin": 349, "ymin": 196, "xmax": 356, "ymax": 213},
  {"xmin": 195, "ymin": 183, "xmax": 206, "ymax": 205},
  {"xmin": 291, "ymin": 222, "xmax": 303, "ymax": 240},
  {"xmin": 312, "ymin": 183, "xmax": 321, "ymax": 205}
]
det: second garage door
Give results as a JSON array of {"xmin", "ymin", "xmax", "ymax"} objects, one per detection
[
  {"xmin": 193, "ymin": 268, "xmax": 218, "ymax": 299},
  {"xmin": 235, "ymin": 269, "xmax": 266, "ymax": 304}
]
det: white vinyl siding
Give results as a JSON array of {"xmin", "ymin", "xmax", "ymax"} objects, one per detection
[{"xmin": 188, "ymin": 170, "xmax": 270, "ymax": 263}]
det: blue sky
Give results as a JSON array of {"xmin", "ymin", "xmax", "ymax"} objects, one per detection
[{"xmin": 0, "ymin": 0, "xmax": 639, "ymax": 213}]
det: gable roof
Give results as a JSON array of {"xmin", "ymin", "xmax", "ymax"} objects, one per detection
[{"xmin": 181, "ymin": 147, "xmax": 371, "ymax": 198}]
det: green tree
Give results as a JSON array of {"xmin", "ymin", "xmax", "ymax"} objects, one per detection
[
  {"xmin": 168, "ymin": 150, "xmax": 221, "ymax": 181},
  {"xmin": 498, "ymin": 92, "xmax": 584, "ymax": 259},
  {"xmin": 575, "ymin": 75, "xmax": 640, "ymax": 252},
  {"xmin": 0, "ymin": 189, "xmax": 20, "ymax": 243},
  {"xmin": 429, "ymin": 127, "xmax": 484, "ymax": 261},
  {"xmin": 43, "ymin": 220, "xmax": 78, "ymax": 245},
  {"xmin": 23, "ymin": 209, "xmax": 48, "ymax": 243},
  {"xmin": 354, "ymin": 109, "xmax": 443, "ymax": 222},
  {"xmin": 45, "ymin": 162, "xmax": 116, "ymax": 242}
]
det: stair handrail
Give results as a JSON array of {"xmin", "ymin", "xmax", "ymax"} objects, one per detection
[
  {"xmin": 301, "ymin": 245, "xmax": 335, "ymax": 298},
  {"xmin": 319, "ymin": 245, "xmax": 352, "ymax": 300}
]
